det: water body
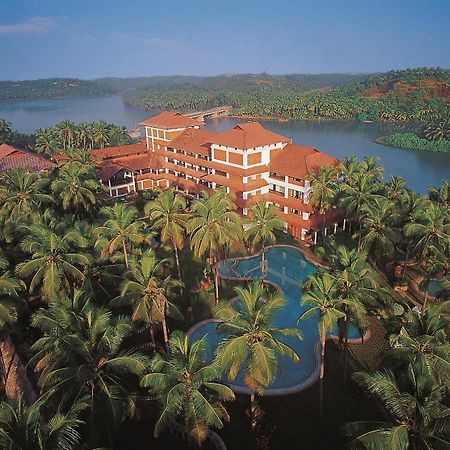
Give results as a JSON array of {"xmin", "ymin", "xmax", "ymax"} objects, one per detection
[
  {"xmin": 189, "ymin": 246, "xmax": 359, "ymax": 393},
  {"xmin": 0, "ymin": 95, "xmax": 449, "ymax": 193}
]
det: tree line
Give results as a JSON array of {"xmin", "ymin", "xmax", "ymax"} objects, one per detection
[
  {"xmin": 0, "ymin": 118, "xmax": 133, "ymax": 154},
  {"xmin": 123, "ymin": 68, "xmax": 450, "ymax": 123}
]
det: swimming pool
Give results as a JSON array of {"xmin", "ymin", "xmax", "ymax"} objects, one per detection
[{"xmin": 189, "ymin": 245, "xmax": 361, "ymax": 394}]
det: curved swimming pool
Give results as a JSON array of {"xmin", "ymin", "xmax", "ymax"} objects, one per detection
[{"xmin": 189, "ymin": 245, "xmax": 360, "ymax": 394}]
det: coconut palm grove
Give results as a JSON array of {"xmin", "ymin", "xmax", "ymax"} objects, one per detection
[
  {"xmin": 1, "ymin": 1, "xmax": 450, "ymax": 449},
  {"xmin": 0, "ymin": 138, "xmax": 448, "ymax": 449}
]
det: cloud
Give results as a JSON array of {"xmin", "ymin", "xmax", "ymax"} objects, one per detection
[{"xmin": 0, "ymin": 17, "xmax": 57, "ymax": 35}]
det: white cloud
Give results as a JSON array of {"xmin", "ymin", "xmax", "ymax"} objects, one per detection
[{"xmin": 0, "ymin": 17, "xmax": 57, "ymax": 35}]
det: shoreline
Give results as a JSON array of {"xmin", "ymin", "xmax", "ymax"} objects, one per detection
[{"xmin": 374, "ymin": 135, "xmax": 450, "ymax": 154}]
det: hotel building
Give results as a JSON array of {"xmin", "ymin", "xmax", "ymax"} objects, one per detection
[{"xmin": 92, "ymin": 111, "xmax": 343, "ymax": 243}]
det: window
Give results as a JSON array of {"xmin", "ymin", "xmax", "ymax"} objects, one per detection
[
  {"xmin": 270, "ymin": 184, "xmax": 285, "ymax": 195},
  {"xmin": 289, "ymin": 189, "xmax": 302, "ymax": 199}
]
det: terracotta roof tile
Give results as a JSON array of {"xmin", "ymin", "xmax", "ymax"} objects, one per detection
[
  {"xmin": 210, "ymin": 122, "xmax": 290, "ymax": 149},
  {"xmin": 269, "ymin": 143, "xmax": 338, "ymax": 179},
  {"xmin": 140, "ymin": 111, "xmax": 201, "ymax": 129},
  {"xmin": 0, "ymin": 144, "xmax": 54, "ymax": 171},
  {"xmin": 113, "ymin": 153, "xmax": 164, "ymax": 171},
  {"xmin": 168, "ymin": 129, "xmax": 217, "ymax": 156},
  {"xmin": 91, "ymin": 141, "xmax": 147, "ymax": 160}
]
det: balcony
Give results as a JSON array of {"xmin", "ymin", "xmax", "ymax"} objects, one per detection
[{"xmin": 269, "ymin": 172, "xmax": 285, "ymax": 182}]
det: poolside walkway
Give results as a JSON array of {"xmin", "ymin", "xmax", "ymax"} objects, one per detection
[{"xmin": 346, "ymin": 317, "xmax": 388, "ymax": 372}]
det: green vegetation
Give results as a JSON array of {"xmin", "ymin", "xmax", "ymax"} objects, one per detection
[
  {"xmin": 377, "ymin": 112, "xmax": 450, "ymax": 152},
  {"xmin": 379, "ymin": 132, "xmax": 450, "ymax": 152},
  {"xmin": 0, "ymin": 78, "xmax": 113, "ymax": 100},
  {"xmin": 0, "ymin": 116, "xmax": 133, "ymax": 154},
  {"xmin": 35, "ymin": 120, "xmax": 132, "ymax": 154},
  {"xmin": 123, "ymin": 68, "xmax": 450, "ymax": 123},
  {"xmin": 0, "ymin": 142, "xmax": 448, "ymax": 449}
]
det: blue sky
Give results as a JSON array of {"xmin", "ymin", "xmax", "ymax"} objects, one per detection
[{"xmin": 0, "ymin": 0, "xmax": 449, "ymax": 80}]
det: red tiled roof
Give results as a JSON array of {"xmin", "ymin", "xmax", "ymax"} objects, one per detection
[
  {"xmin": 140, "ymin": 111, "xmax": 201, "ymax": 129},
  {"xmin": 113, "ymin": 153, "xmax": 164, "ymax": 171},
  {"xmin": 269, "ymin": 144, "xmax": 338, "ymax": 179},
  {"xmin": 91, "ymin": 141, "xmax": 147, "ymax": 160},
  {"xmin": 210, "ymin": 122, "xmax": 290, "ymax": 149},
  {"xmin": 0, "ymin": 144, "xmax": 54, "ymax": 171},
  {"xmin": 168, "ymin": 128, "xmax": 217, "ymax": 157},
  {"xmin": 96, "ymin": 152, "xmax": 164, "ymax": 181},
  {"xmin": 96, "ymin": 163, "xmax": 123, "ymax": 182}
]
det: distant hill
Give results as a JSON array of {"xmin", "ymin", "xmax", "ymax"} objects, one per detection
[
  {"xmin": 1, "ymin": 69, "xmax": 449, "ymax": 123},
  {"xmin": 121, "ymin": 68, "xmax": 450, "ymax": 122},
  {"xmin": 0, "ymin": 78, "xmax": 113, "ymax": 100}
]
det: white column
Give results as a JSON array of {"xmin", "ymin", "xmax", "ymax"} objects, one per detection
[
  {"xmin": 343, "ymin": 218, "xmax": 346, "ymax": 230},
  {"xmin": 324, "ymin": 227, "xmax": 327, "ymax": 236},
  {"xmin": 314, "ymin": 231, "xmax": 318, "ymax": 244},
  {"xmin": 334, "ymin": 223, "xmax": 338, "ymax": 234}
]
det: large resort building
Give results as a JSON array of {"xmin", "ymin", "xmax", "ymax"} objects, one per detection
[{"xmin": 91, "ymin": 111, "xmax": 342, "ymax": 242}]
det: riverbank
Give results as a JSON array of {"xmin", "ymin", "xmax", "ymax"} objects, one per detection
[{"xmin": 375, "ymin": 133, "xmax": 450, "ymax": 153}]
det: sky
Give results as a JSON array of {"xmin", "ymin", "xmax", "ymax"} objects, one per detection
[{"xmin": 0, "ymin": 0, "xmax": 449, "ymax": 80}]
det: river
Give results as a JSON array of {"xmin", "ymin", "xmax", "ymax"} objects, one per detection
[{"xmin": 0, "ymin": 95, "xmax": 449, "ymax": 193}]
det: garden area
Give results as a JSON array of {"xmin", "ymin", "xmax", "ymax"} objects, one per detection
[{"xmin": 0, "ymin": 147, "xmax": 448, "ymax": 449}]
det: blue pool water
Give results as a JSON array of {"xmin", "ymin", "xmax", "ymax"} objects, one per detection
[{"xmin": 190, "ymin": 245, "xmax": 360, "ymax": 392}]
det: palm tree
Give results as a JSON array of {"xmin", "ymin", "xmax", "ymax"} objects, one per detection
[
  {"xmin": 343, "ymin": 362, "xmax": 450, "ymax": 449},
  {"xmin": 215, "ymin": 282, "xmax": 301, "ymax": 426},
  {"xmin": 30, "ymin": 298, "xmax": 150, "ymax": 446},
  {"xmin": 360, "ymin": 156, "xmax": 384, "ymax": 181},
  {"xmin": 0, "ymin": 169, "xmax": 52, "ymax": 226},
  {"xmin": 56, "ymin": 120, "xmax": 76, "ymax": 151},
  {"xmin": 92, "ymin": 121, "xmax": 110, "ymax": 149},
  {"xmin": 338, "ymin": 155, "xmax": 361, "ymax": 187},
  {"xmin": 300, "ymin": 272, "xmax": 345, "ymax": 419},
  {"xmin": 389, "ymin": 306, "xmax": 450, "ymax": 390},
  {"xmin": 0, "ymin": 252, "xmax": 24, "ymax": 397},
  {"xmin": 16, "ymin": 224, "xmax": 89, "ymax": 301},
  {"xmin": 76, "ymin": 122, "xmax": 90, "ymax": 150},
  {"xmin": 35, "ymin": 128, "xmax": 58, "ymax": 155},
  {"xmin": 360, "ymin": 197, "xmax": 402, "ymax": 259},
  {"xmin": 403, "ymin": 202, "xmax": 450, "ymax": 261},
  {"xmin": 95, "ymin": 204, "xmax": 147, "ymax": 268},
  {"xmin": 385, "ymin": 176, "xmax": 407, "ymax": 201},
  {"xmin": 245, "ymin": 201, "xmax": 284, "ymax": 278},
  {"xmin": 398, "ymin": 191, "xmax": 430, "ymax": 276},
  {"xmin": 329, "ymin": 247, "xmax": 377, "ymax": 372},
  {"xmin": 187, "ymin": 189, "xmax": 242, "ymax": 305},
  {"xmin": 0, "ymin": 396, "xmax": 88, "ymax": 450},
  {"xmin": 141, "ymin": 331, "xmax": 235, "ymax": 445},
  {"xmin": 339, "ymin": 172, "xmax": 383, "ymax": 248},
  {"xmin": 428, "ymin": 180, "xmax": 450, "ymax": 208},
  {"xmin": 309, "ymin": 166, "xmax": 338, "ymax": 238},
  {"xmin": 117, "ymin": 250, "xmax": 183, "ymax": 348},
  {"xmin": 145, "ymin": 188, "xmax": 190, "ymax": 296},
  {"xmin": 51, "ymin": 161, "xmax": 100, "ymax": 218}
]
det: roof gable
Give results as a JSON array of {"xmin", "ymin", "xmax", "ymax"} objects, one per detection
[
  {"xmin": 139, "ymin": 111, "xmax": 201, "ymax": 129},
  {"xmin": 269, "ymin": 143, "xmax": 337, "ymax": 179},
  {"xmin": 210, "ymin": 121, "xmax": 290, "ymax": 150}
]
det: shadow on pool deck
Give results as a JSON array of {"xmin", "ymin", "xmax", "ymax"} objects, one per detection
[{"xmin": 115, "ymin": 342, "xmax": 382, "ymax": 450}]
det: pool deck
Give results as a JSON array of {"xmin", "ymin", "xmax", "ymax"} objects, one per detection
[{"xmin": 188, "ymin": 244, "xmax": 377, "ymax": 396}]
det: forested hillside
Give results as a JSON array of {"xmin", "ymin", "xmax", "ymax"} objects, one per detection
[
  {"xmin": 0, "ymin": 78, "xmax": 113, "ymax": 100},
  {"xmin": 123, "ymin": 68, "xmax": 450, "ymax": 123}
]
